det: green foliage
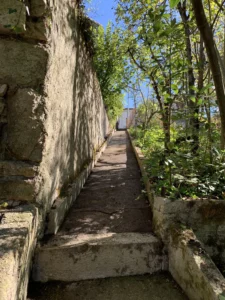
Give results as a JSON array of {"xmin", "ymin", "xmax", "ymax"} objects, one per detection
[
  {"xmin": 104, "ymin": 93, "xmax": 124, "ymax": 125},
  {"xmin": 136, "ymin": 100, "xmax": 159, "ymax": 130},
  {"xmin": 132, "ymin": 123, "xmax": 225, "ymax": 201},
  {"xmin": 92, "ymin": 23, "xmax": 127, "ymax": 124},
  {"xmin": 117, "ymin": 0, "xmax": 225, "ymax": 201},
  {"xmin": 170, "ymin": 0, "xmax": 180, "ymax": 8}
]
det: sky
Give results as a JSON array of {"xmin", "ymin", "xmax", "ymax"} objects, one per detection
[
  {"xmin": 85, "ymin": 0, "xmax": 134, "ymax": 108},
  {"xmin": 86, "ymin": 0, "xmax": 116, "ymax": 28}
]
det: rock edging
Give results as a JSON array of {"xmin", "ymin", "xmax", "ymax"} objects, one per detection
[{"xmin": 0, "ymin": 204, "xmax": 39, "ymax": 300}]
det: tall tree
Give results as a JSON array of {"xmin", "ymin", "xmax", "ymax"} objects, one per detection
[{"xmin": 189, "ymin": 0, "xmax": 225, "ymax": 147}]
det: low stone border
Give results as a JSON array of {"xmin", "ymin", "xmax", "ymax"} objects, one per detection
[
  {"xmin": 127, "ymin": 133, "xmax": 154, "ymax": 207},
  {"xmin": 169, "ymin": 228, "xmax": 225, "ymax": 300},
  {"xmin": 46, "ymin": 130, "xmax": 114, "ymax": 235},
  {"xmin": 128, "ymin": 131, "xmax": 225, "ymax": 254},
  {"xmin": 128, "ymin": 130, "xmax": 225, "ymax": 300},
  {"xmin": 0, "ymin": 204, "xmax": 38, "ymax": 300}
]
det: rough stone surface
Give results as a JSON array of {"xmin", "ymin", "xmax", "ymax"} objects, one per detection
[
  {"xmin": 30, "ymin": 0, "xmax": 48, "ymax": 17},
  {"xmin": 35, "ymin": 2, "xmax": 109, "ymax": 212},
  {"xmin": 152, "ymin": 197, "xmax": 225, "ymax": 274},
  {"xmin": 24, "ymin": 20, "xmax": 49, "ymax": 41},
  {"xmin": 0, "ymin": 177, "xmax": 35, "ymax": 201},
  {"xmin": 0, "ymin": 205, "xmax": 38, "ymax": 300},
  {"xmin": 0, "ymin": 0, "xmax": 109, "ymax": 209},
  {"xmin": 0, "ymin": 161, "xmax": 38, "ymax": 177},
  {"xmin": 0, "ymin": 0, "xmax": 26, "ymax": 34},
  {"xmin": 0, "ymin": 39, "xmax": 48, "ymax": 88},
  {"xmin": 0, "ymin": 84, "xmax": 8, "ymax": 97},
  {"xmin": 33, "ymin": 232, "xmax": 167, "ymax": 282},
  {"xmin": 7, "ymin": 88, "xmax": 45, "ymax": 162},
  {"xmin": 0, "ymin": 0, "xmax": 110, "ymax": 298},
  {"xmin": 28, "ymin": 273, "xmax": 188, "ymax": 300},
  {"xmin": 0, "ymin": 98, "xmax": 5, "ymax": 115},
  {"xmin": 169, "ymin": 229, "xmax": 225, "ymax": 300}
]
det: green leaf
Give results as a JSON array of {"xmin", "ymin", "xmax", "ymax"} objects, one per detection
[
  {"xmin": 190, "ymin": 86, "xmax": 199, "ymax": 92},
  {"xmin": 167, "ymin": 142, "xmax": 174, "ymax": 150},
  {"xmin": 200, "ymin": 83, "xmax": 213, "ymax": 93},
  {"xmin": 170, "ymin": 0, "xmax": 180, "ymax": 8},
  {"xmin": 190, "ymin": 96, "xmax": 196, "ymax": 102},
  {"xmin": 153, "ymin": 20, "xmax": 161, "ymax": 33},
  {"xmin": 197, "ymin": 98, "xmax": 203, "ymax": 105},
  {"xmin": 219, "ymin": 294, "xmax": 225, "ymax": 300}
]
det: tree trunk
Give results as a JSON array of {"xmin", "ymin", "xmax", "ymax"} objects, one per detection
[
  {"xmin": 178, "ymin": 1, "xmax": 200, "ymax": 153},
  {"xmin": 191, "ymin": 0, "xmax": 225, "ymax": 148}
]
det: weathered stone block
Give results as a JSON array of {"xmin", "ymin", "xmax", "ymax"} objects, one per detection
[
  {"xmin": 0, "ymin": 98, "xmax": 5, "ymax": 115},
  {"xmin": 7, "ymin": 89, "xmax": 46, "ymax": 162},
  {"xmin": 0, "ymin": 84, "xmax": 8, "ymax": 97},
  {"xmin": 0, "ymin": 39, "xmax": 48, "ymax": 88},
  {"xmin": 0, "ymin": 161, "xmax": 38, "ymax": 177},
  {"xmin": 0, "ymin": 205, "xmax": 38, "ymax": 300},
  {"xmin": 30, "ymin": 0, "xmax": 48, "ymax": 17},
  {"xmin": 169, "ymin": 229, "xmax": 225, "ymax": 300},
  {"xmin": 0, "ymin": 177, "xmax": 35, "ymax": 201},
  {"xmin": 0, "ymin": 0, "xmax": 26, "ymax": 34},
  {"xmin": 24, "ymin": 19, "xmax": 49, "ymax": 41},
  {"xmin": 33, "ymin": 233, "xmax": 167, "ymax": 282}
]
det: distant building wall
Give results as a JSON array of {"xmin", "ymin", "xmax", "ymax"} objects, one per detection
[{"xmin": 118, "ymin": 108, "xmax": 136, "ymax": 129}]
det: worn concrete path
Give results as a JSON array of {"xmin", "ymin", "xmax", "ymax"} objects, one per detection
[
  {"xmin": 28, "ymin": 131, "xmax": 188, "ymax": 299},
  {"xmin": 55, "ymin": 130, "xmax": 152, "ymax": 237}
]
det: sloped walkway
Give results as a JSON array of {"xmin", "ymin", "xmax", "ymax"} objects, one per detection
[
  {"xmin": 28, "ymin": 131, "xmax": 188, "ymax": 300},
  {"xmin": 57, "ymin": 130, "xmax": 152, "ymax": 236}
]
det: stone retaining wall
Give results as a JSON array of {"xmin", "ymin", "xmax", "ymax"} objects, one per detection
[{"xmin": 0, "ymin": 1, "xmax": 109, "ymax": 299}]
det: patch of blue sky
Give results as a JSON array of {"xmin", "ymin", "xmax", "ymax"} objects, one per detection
[{"xmin": 85, "ymin": 0, "xmax": 153, "ymax": 109}]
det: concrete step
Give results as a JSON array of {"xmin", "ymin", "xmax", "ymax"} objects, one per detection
[
  {"xmin": 28, "ymin": 273, "xmax": 188, "ymax": 300},
  {"xmin": 32, "ymin": 233, "xmax": 167, "ymax": 282}
]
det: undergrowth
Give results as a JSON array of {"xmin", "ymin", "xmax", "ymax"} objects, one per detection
[{"xmin": 130, "ymin": 126, "xmax": 225, "ymax": 201}]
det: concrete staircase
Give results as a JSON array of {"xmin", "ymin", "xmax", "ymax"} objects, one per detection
[
  {"xmin": 27, "ymin": 132, "xmax": 190, "ymax": 300},
  {"xmin": 33, "ymin": 232, "xmax": 167, "ymax": 282},
  {"xmin": 32, "ymin": 132, "xmax": 168, "ymax": 283}
]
